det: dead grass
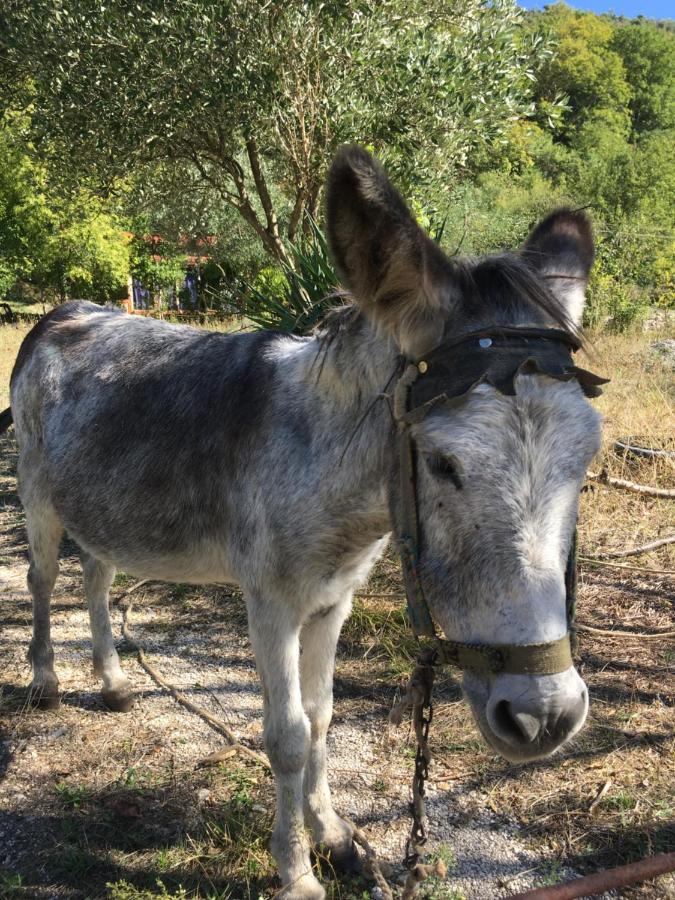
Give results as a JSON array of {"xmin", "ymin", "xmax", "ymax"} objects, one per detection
[
  {"xmin": 579, "ymin": 330, "xmax": 675, "ymax": 573},
  {"xmin": 0, "ymin": 323, "xmax": 31, "ymax": 408}
]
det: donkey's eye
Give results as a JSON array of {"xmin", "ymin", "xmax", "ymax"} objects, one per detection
[{"xmin": 425, "ymin": 453, "xmax": 463, "ymax": 489}]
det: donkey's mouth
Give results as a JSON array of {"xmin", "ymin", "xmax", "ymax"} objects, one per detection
[{"xmin": 462, "ymin": 670, "xmax": 589, "ymax": 763}]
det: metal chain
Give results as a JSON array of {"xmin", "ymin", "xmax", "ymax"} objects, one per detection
[{"xmin": 403, "ymin": 650, "xmax": 436, "ymax": 871}]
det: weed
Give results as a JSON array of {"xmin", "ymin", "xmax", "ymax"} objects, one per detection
[
  {"xmin": 55, "ymin": 782, "xmax": 91, "ymax": 809},
  {"xmin": 603, "ymin": 791, "xmax": 636, "ymax": 812},
  {"xmin": 226, "ymin": 769, "xmax": 257, "ymax": 810},
  {"xmin": 107, "ymin": 880, "xmax": 188, "ymax": 900},
  {"xmin": 539, "ymin": 858, "xmax": 564, "ymax": 886},
  {"xmin": 113, "ymin": 572, "xmax": 134, "ymax": 588},
  {"xmin": 0, "ymin": 873, "xmax": 23, "ymax": 896},
  {"xmin": 52, "ymin": 846, "xmax": 92, "ymax": 880}
]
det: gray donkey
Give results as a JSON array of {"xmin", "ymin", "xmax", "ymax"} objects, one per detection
[{"xmin": 7, "ymin": 147, "xmax": 602, "ymax": 899}]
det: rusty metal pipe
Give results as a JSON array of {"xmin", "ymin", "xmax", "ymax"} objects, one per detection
[{"xmin": 509, "ymin": 851, "xmax": 675, "ymax": 899}]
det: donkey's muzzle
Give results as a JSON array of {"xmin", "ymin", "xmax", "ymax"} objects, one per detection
[{"xmin": 481, "ymin": 669, "xmax": 588, "ymax": 761}]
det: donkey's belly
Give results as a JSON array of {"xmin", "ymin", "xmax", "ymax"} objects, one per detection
[{"xmin": 70, "ymin": 524, "xmax": 239, "ymax": 585}]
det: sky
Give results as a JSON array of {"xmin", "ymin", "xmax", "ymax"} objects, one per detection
[{"xmin": 519, "ymin": 0, "xmax": 673, "ymax": 18}]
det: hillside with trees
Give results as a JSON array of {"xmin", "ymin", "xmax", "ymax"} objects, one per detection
[{"xmin": 0, "ymin": 1, "xmax": 673, "ymax": 328}]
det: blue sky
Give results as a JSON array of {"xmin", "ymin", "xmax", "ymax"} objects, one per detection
[{"xmin": 519, "ymin": 0, "xmax": 673, "ymax": 18}]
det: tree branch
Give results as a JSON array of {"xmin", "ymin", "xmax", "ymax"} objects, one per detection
[
  {"xmin": 287, "ymin": 187, "xmax": 306, "ymax": 243},
  {"xmin": 245, "ymin": 137, "xmax": 289, "ymax": 263}
]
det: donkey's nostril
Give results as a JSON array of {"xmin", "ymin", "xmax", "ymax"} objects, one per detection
[{"xmin": 492, "ymin": 700, "xmax": 542, "ymax": 744}]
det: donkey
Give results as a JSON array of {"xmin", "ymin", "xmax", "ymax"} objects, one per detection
[{"xmin": 6, "ymin": 146, "xmax": 602, "ymax": 899}]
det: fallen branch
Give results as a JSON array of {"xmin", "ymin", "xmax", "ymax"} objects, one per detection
[
  {"xmin": 578, "ymin": 556, "xmax": 675, "ymax": 576},
  {"xmin": 575, "ymin": 622, "xmax": 675, "ymax": 640},
  {"xmin": 508, "ymin": 850, "xmax": 675, "ymax": 899},
  {"xmin": 614, "ymin": 439, "xmax": 675, "ymax": 460},
  {"xmin": 586, "ymin": 470, "xmax": 675, "ymax": 499},
  {"xmin": 589, "ymin": 533, "xmax": 675, "ymax": 559},
  {"xmin": 118, "ymin": 588, "xmax": 269, "ymax": 770}
]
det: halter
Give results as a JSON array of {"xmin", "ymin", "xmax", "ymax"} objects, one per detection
[{"xmin": 393, "ymin": 326, "xmax": 608, "ymax": 677}]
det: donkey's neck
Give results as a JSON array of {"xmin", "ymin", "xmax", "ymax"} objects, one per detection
[{"xmin": 275, "ymin": 314, "xmax": 399, "ymax": 539}]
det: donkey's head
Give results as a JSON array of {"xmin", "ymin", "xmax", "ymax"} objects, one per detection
[{"xmin": 326, "ymin": 146, "xmax": 602, "ymax": 762}]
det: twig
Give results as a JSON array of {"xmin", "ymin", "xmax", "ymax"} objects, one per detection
[
  {"xmin": 589, "ymin": 533, "xmax": 675, "ymax": 559},
  {"xmin": 579, "ymin": 556, "xmax": 675, "ymax": 576},
  {"xmin": 588, "ymin": 779, "xmax": 612, "ymax": 815},
  {"xmin": 614, "ymin": 439, "xmax": 675, "ymax": 460},
  {"xmin": 118, "ymin": 587, "xmax": 269, "ymax": 770},
  {"xmin": 576, "ymin": 622, "xmax": 675, "ymax": 640},
  {"xmin": 586, "ymin": 470, "xmax": 675, "ymax": 499},
  {"xmin": 508, "ymin": 850, "xmax": 675, "ymax": 899},
  {"xmin": 117, "ymin": 578, "xmax": 152, "ymax": 597}
]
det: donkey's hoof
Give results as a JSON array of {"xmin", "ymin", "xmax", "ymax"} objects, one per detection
[
  {"xmin": 314, "ymin": 840, "xmax": 362, "ymax": 876},
  {"xmin": 102, "ymin": 687, "xmax": 135, "ymax": 713},
  {"xmin": 327, "ymin": 840, "xmax": 361, "ymax": 875},
  {"xmin": 29, "ymin": 682, "xmax": 60, "ymax": 710},
  {"xmin": 279, "ymin": 872, "xmax": 325, "ymax": 900}
]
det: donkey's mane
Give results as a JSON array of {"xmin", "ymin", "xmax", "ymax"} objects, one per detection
[
  {"xmin": 454, "ymin": 253, "xmax": 580, "ymax": 338},
  {"xmin": 316, "ymin": 251, "xmax": 581, "ymax": 351}
]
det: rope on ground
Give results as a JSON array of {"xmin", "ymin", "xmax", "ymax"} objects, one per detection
[
  {"xmin": 344, "ymin": 819, "xmax": 395, "ymax": 900},
  {"xmin": 117, "ymin": 584, "xmax": 269, "ymax": 770},
  {"xmin": 589, "ymin": 533, "xmax": 675, "ymax": 559},
  {"xmin": 586, "ymin": 470, "xmax": 675, "ymax": 499},
  {"xmin": 508, "ymin": 850, "xmax": 675, "ymax": 900}
]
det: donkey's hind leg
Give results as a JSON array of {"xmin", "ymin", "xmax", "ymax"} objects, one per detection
[
  {"xmin": 81, "ymin": 552, "xmax": 134, "ymax": 712},
  {"xmin": 25, "ymin": 505, "xmax": 63, "ymax": 709},
  {"xmin": 300, "ymin": 598, "xmax": 358, "ymax": 872}
]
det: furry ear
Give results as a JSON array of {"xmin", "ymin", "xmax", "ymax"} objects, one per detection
[
  {"xmin": 522, "ymin": 209, "xmax": 595, "ymax": 326},
  {"xmin": 325, "ymin": 145, "xmax": 452, "ymax": 357}
]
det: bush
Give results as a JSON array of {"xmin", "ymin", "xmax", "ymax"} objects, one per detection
[{"xmin": 232, "ymin": 219, "xmax": 341, "ymax": 334}]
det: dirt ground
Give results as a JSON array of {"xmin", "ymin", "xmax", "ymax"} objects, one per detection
[{"xmin": 0, "ymin": 326, "xmax": 674, "ymax": 900}]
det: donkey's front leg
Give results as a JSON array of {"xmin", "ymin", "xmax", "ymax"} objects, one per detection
[
  {"xmin": 300, "ymin": 598, "xmax": 358, "ymax": 871},
  {"xmin": 248, "ymin": 602, "xmax": 324, "ymax": 900}
]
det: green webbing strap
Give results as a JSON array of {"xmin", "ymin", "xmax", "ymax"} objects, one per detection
[{"xmin": 434, "ymin": 633, "xmax": 573, "ymax": 676}]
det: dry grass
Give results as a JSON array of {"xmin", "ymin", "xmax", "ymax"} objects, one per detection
[
  {"xmin": 579, "ymin": 330, "xmax": 675, "ymax": 565},
  {"xmin": 0, "ymin": 323, "xmax": 31, "ymax": 408}
]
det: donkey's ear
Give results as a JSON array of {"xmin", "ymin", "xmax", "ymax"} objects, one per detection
[
  {"xmin": 522, "ymin": 209, "xmax": 594, "ymax": 326},
  {"xmin": 325, "ymin": 145, "xmax": 452, "ymax": 357}
]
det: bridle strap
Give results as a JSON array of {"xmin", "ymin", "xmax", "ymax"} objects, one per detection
[
  {"xmin": 434, "ymin": 633, "xmax": 573, "ymax": 675},
  {"xmin": 394, "ymin": 328, "xmax": 579, "ymax": 677}
]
